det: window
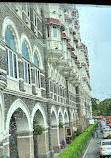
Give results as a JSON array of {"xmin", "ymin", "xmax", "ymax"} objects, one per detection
[
  {"xmin": 22, "ymin": 3, "xmax": 30, "ymax": 19},
  {"xmin": 34, "ymin": 52, "xmax": 39, "ymax": 67},
  {"xmin": 47, "ymin": 25, "xmax": 50, "ymax": 38},
  {"xmin": 62, "ymin": 39, "xmax": 64, "ymax": 51},
  {"xmin": 35, "ymin": 69, "xmax": 40, "ymax": 88},
  {"xmin": 23, "ymin": 60, "xmax": 30, "ymax": 84},
  {"xmin": 5, "ymin": 27, "xmax": 17, "ymax": 78},
  {"xmin": 6, "ymin": 48, "xmax": 17, "ymax": 78},
  {"xmin": 22, "ymin": 42, "xmax": 29, "ymax": 60},
  {"xmin": 53, "ymin": 26, "xmax": 57, "ymax": 37},
  {"xmin": 22, "ymin": 41, "xmax": 30, "ymax": 84},
  {"xmin": 33, "ymin": 11, "xmax": 37, "ymax": 27},
  {"xmin": 5, "ymin": 28, "xmax": 16, "ymax": 51}
]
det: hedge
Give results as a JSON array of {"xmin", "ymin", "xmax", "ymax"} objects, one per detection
[
  {"xmin": 57, "ymin": 121, "xmax": 98, "ymax": 158},
  {"xmin": 0, "ymin": 155, "xmax": 9, "ymax": 158}
]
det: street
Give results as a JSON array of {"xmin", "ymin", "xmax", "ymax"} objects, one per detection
[
  {"xmin": 82, "ymin": 137, "xmax": 101, "ymax": 158},
  {"xmin": 82, "ymin": 127, "xmax": 111, "ymax": 158}
]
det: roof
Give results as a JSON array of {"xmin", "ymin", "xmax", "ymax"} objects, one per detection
[
  {"xmin": 45, "ymin": 18, "xmax": 61, "ymax": 25},
  {"xmin": 106, "ymin": 116, "xmax": 111, "ymax": 120},
  {"xmin": 95, "ymin": 116, "xmax": 103, "ymax": 118}
]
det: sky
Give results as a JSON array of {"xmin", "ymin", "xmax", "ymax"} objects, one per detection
[{"xmin": 76, "ymin": 5, "xmax": 111, "ymax": 100}]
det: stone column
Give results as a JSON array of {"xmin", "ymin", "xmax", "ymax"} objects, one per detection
[
  {"xmin": 59, "ymin": 126, "xmax": 65, "ymax": 146},
  {"xmin": 18, "ymin": 57, "xmax": 25, "ymax": 92},
  {"xmin": 3, "ymin": 134, "xmax": 10, "ymax": 157},
  {"xmin": 0, "ymin": 141, "xmax": 3, "ymax": 157},
  {"xmin": 0, "ymin": 40, "xmax": 7, "ymax": 90},
  {"xmin": 17, "ymin": 131, "xmax": 34, "ymax": 158},
  {"xmin": 41, "ymin": 7, "xmax": 54, "ymax": 158},
  {"xmin": 51, "ymin": 126, "xmax": 61, "ymax": 153},
  {"xmin": 37, "ymin": 130, "xmax": 50, "ymax": 158}
]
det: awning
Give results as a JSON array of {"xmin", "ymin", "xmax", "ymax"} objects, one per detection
[
  {"xmin": 45, "ymin": 18, "xmax": 61, "ymax": 25},
  {"xmin": 67, "ymin": 43, "xmax": 72, "ymax": 48},
  {"xmin": 71, "ymin": 52, "xmax": 77, "ymax": 59},
  {"xmin": 61, "ymin": 32, "xmax": 68, "ymax": 39}
]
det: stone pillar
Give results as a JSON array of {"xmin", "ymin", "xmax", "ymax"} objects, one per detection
[
  {"xmin": 18, "ymin": 58, "xmax": 25, "ymax": 92},
  {"xmin": 0, "ymin": 141, "xmax": 3, "ymax": 156},
  {"xmin": 17, "ymin": 131, "xmax": 34, "ymax": 158},
  {"xmin": 37, "ymin": 131, "xmax": 50, "ymax": 158},
  {"xmin": 0, "ymin": 40, "xmax": 7, "ymax": 90},
  {"xmin": 59, "ymin": 126, "xmax": 65, "ymax": 146},
  {"xmin": 46, "ymin": 105, "xmax": 54, "ymax": 158},
  {"xmin": 3, "ymin": 134, "xmax": 10, "ymax": 157},
  {"xmin": 51, "ymin": 126, "xmax": 61, "ymax": 153}
]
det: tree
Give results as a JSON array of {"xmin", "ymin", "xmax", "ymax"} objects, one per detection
[
  {"xmin": 91, "ymin": 98, "xmax": 100, "ymax": 116},
  {"xmin": 91, "ymin": 98, "xmax": 111, "ymax": 116}
]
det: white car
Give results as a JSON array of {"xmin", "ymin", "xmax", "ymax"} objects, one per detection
[
  {"xmin": 103, "ymin": 126, "xmax": 110, "ymax": 133},
  {"xmin": 99, "ymin": 139, "xmax": 111, "ymax": 158},
  {"xmin": 103, "ymin": 129, "xmax": 111, "ymax": 138}
]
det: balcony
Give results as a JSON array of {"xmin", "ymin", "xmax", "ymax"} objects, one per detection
[
  {"xmin": 71, "ymin": 9, "xmax": 79, "ymax": 19},
  {"xmin": 69, "ymin": 27, "xmax": 75, "ymax": 34},
  {"xmin": 71, "ymin": 52, "xmax": 77, "ymax": 59},
  {"xmin": 47, "ymin": 40, "xmax": 63, "ymax": 60},
  {"xmin": 77, "ymin": 63, "xmax": 81, "ymax": 69},
  {"xmin": 73, "ymin": 36, "xmax": 78, "ymax": 42},
  {"xmin": 57, "ymin": 59, "xmax": 68, "ymax": 69},
  {"xmin": 67, "ymin": 43, "xmax": 75, "ymax": 51},
  {"xmin": 80, "ymin": 44, "xmax": 85, "ymax": 51},
  {"xmin": 61, "ymin": 32, "xmax": 69, "ymax": 40},
  {"xmin": 76, "ymin": 43, "xmax": 79, "ymax": 49}
]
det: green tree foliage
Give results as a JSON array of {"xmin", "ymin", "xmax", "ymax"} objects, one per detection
[
  {"xmin": 91, "ymin": 98, "xmax": 100, "ymax": 116},
  {"xmin": 33, "ymin": 120, "xmax": 44, "ymax": 135},
  {"xmin": 91, "ymin": 97, "xmax": 111, "ymax": 116}
]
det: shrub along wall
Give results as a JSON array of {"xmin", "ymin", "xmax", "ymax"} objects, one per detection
[{"xmin": 57, "ymin": 121, "xmax": 98, "ymax": 158}]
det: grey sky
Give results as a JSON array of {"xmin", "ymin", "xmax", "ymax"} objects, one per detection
[{"xmin": 76, "ymin": 5, "xmax": 111, "ymax": 100}]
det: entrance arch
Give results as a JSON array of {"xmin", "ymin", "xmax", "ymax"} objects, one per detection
[
  {"xmin": 6, "ymin": 99, "xmax": 32, "ymax": 158},
  {"xmin": 51, "ymin": 106, "xmax": 60, "ymax": 153},
  {"xmin": 64, "ymin": 109, "xmax": 69, "ymax": 126},
  {"xmin": 31, "ymin": 103, "xmax": 48, "ymax": 158},
  {"xmin": 58, "ymin": 108, "xmax": 64, "ymax": 145}
]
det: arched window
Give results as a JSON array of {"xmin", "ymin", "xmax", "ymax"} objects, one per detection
[
  {"xmin": 22, "ymin": 42, "xmax": 29, "ymax": 60},
  {"xmin": 22, "ymin": 41, "xmax": 30, "ymax": 84},
  {"xmin": 5, "ymin": 27, "xmax": 17, "ymax": 78},
  {"xmin": 34, "ymin": 52, "xmax": 40, "ymax": 88},
  {"xmin": 5, "ymin": 28, "xmax": 16, "ymax": 51},
  {"xmin": 34, "ymin": 52, "xmax": 39, "ymax": 67}
]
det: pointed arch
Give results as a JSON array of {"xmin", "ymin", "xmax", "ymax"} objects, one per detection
[
  {"xmin": 31, "ymin": 103, "xmax": 47, "ymax": 128},
  {"xmin": 2, "ymin": 16, "xmax": 20, "ymax": 53},
  {"xmin": 33, "ymin": 45, "xmax": 43, "ymax": 70},
  {"xmin": 51, "ymin": 105, "xmax": 58, "ymax": 126},
  {"xmin": 64, "ymin": 108, "xmax": 69, "ymax": 123},
  {"xmin": 6, "ymin": 99, "xmax": 31, "ymax": 133},
  {"xmin": 21, "ymin": 33, "xmax": 32, "ymax": 61},
  {"xmin": 58, "ymin": 107, "xmax": 64, "ymax": 124}
]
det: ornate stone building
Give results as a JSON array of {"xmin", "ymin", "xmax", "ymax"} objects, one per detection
[{"xmin": 0, "ymin": 2, "xmax": 92, "ymax": 158}]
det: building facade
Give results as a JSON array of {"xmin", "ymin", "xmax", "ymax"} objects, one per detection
[{"xmin": 0, "ymin": 2, "xmax": 92, "ymax": 158}]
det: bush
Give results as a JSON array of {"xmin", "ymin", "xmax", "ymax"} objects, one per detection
[
  {"xmin": 0, "ymin": 155, "xmax": 9, "ymax": 158},
  {"xmin": 33, "ymin": 120, "xmax": 44, "ymax": 135},
  {"xmin": 57, "ymin": 121, "xmax": 98, "ymax": 158},
  {"xmin": 59, "ymin": 121, "xmax": 63, "ymax": 128},
  {"xmin": 72, "ymin": 129, "xmax": 82, "ymax": 140}
]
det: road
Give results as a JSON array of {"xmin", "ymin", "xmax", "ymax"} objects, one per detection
[{"xmin": 82, "ymin": 137, "xmax": 101, "ymax": 158}]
